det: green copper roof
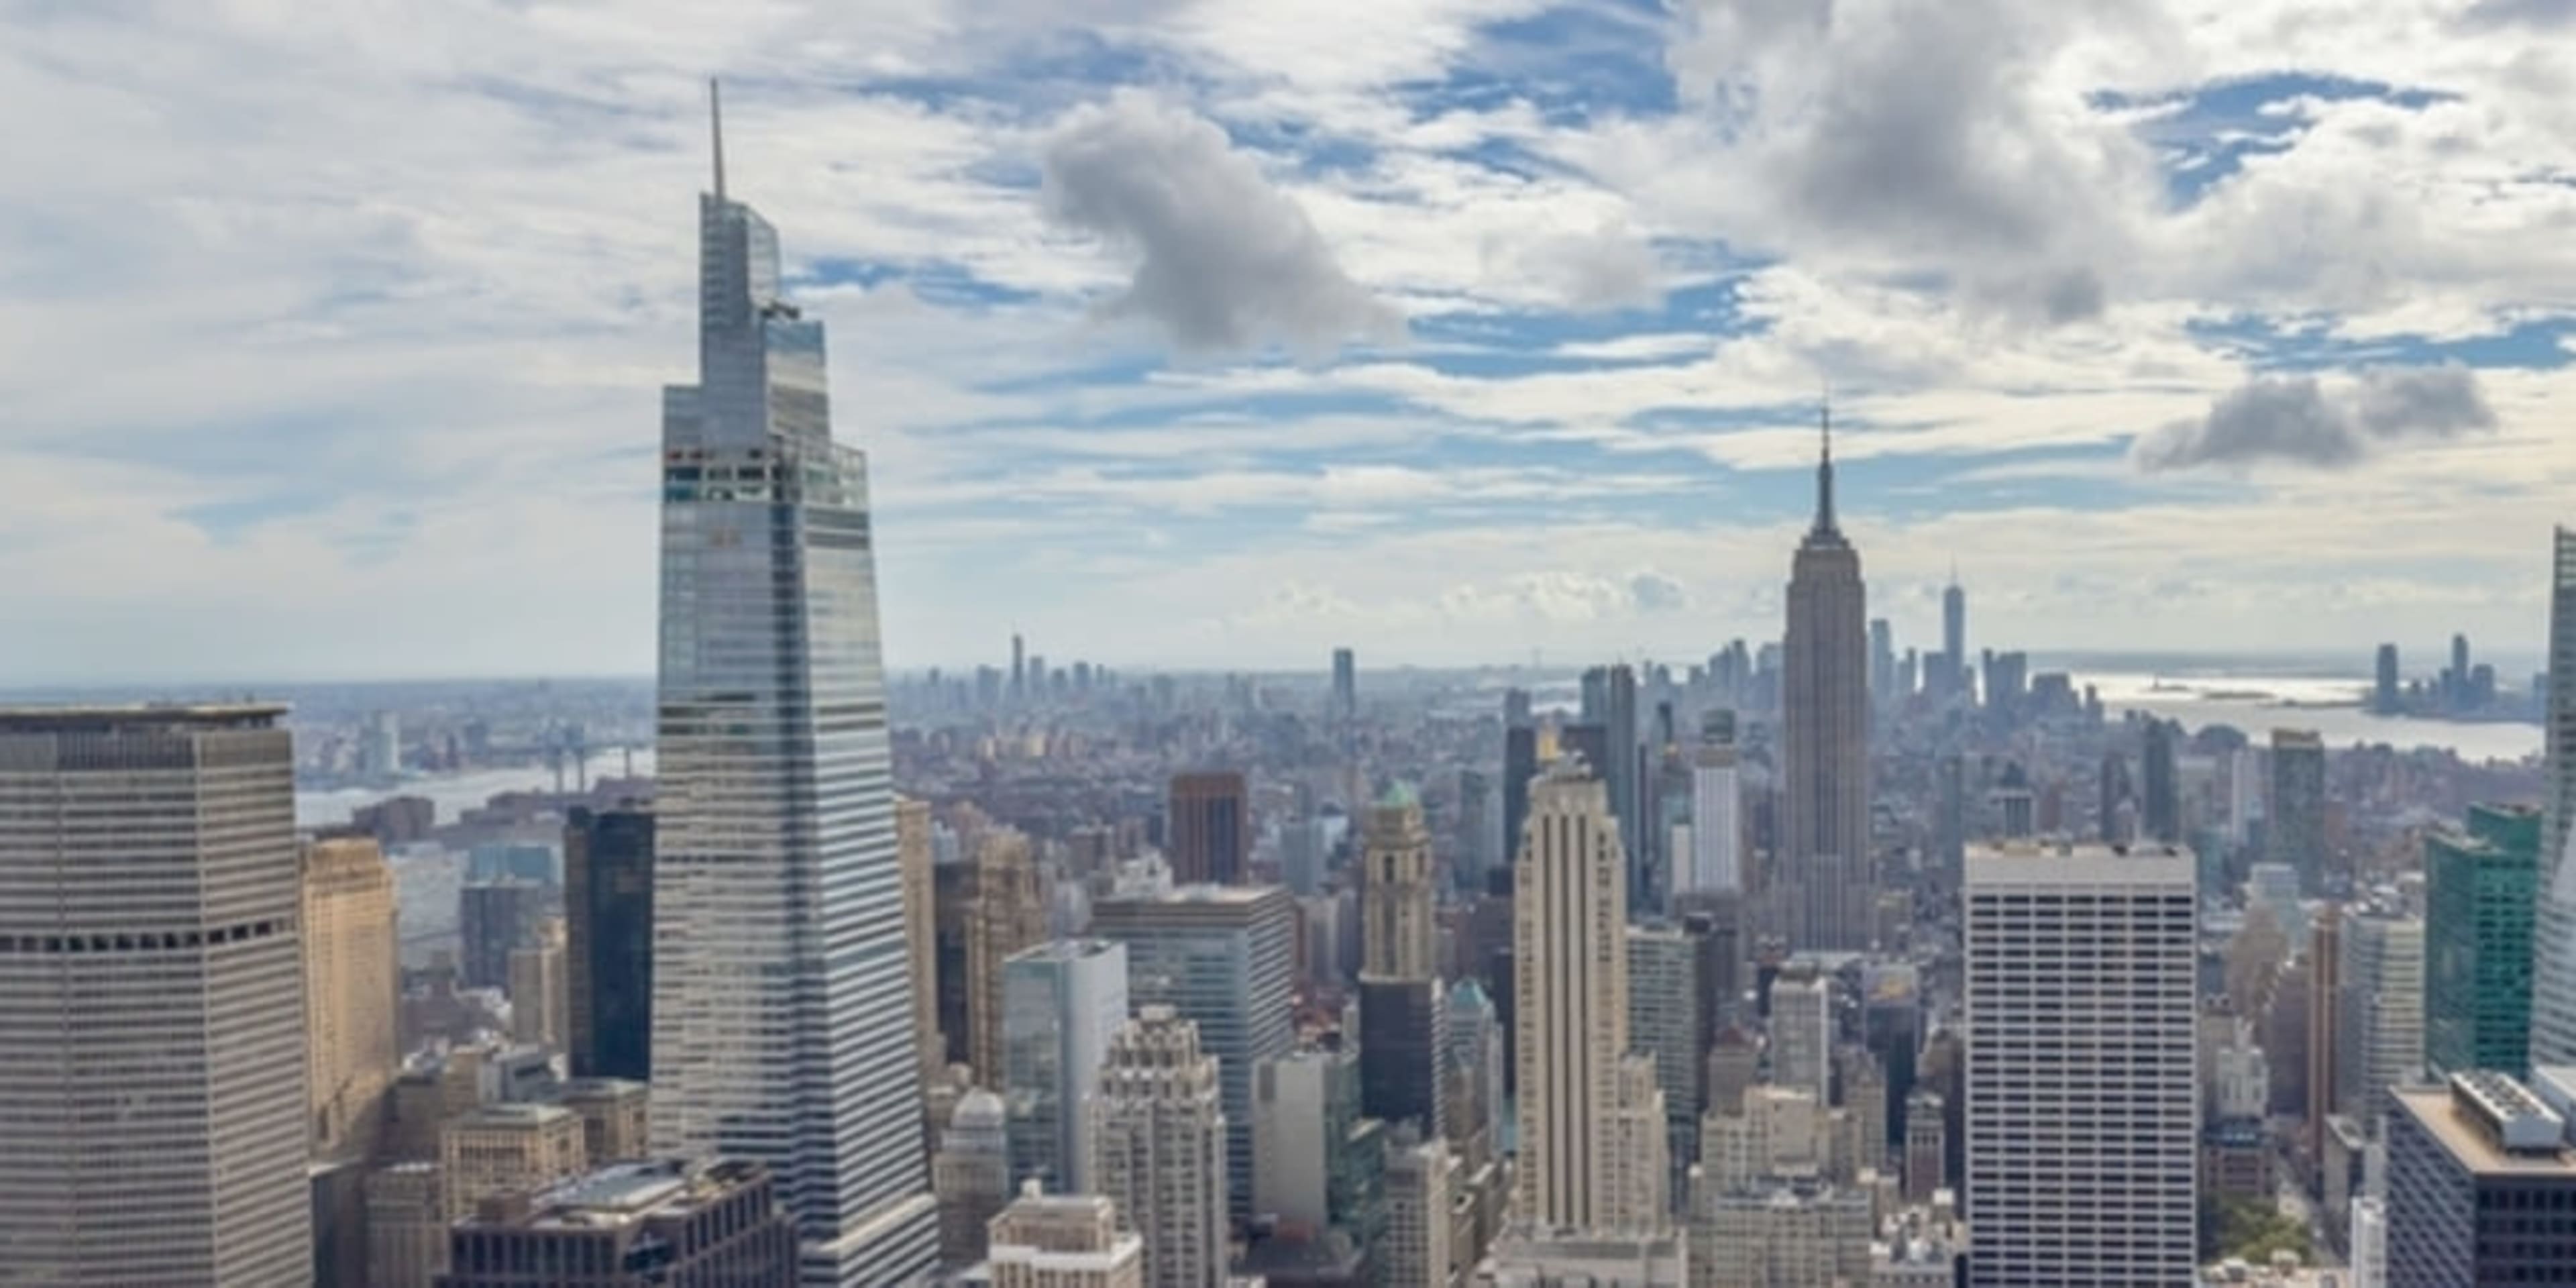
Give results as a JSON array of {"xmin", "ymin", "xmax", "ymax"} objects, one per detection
[{"xmin": 1379, "ymin": 781, "xmax": 1418, "ymax": 809}]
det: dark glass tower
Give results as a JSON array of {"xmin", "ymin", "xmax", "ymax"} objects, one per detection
[{"xmin": 565, "ymin": 805, "xmax": 654, "ymax": 1082}]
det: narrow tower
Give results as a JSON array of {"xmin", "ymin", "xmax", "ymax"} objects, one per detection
[{"xmin": 1780, "ymin": 405, "xmax": 1873, "ymax": 951}]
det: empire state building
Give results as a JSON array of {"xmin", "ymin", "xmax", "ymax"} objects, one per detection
[{"xmin": 1780, "ymin": 413, "xmax": 1872, "ymax": 950}]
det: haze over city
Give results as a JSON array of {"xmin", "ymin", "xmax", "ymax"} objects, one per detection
[{"xmin": 9, "ymin": 1, "xmax": 2576, "ymax": 682}]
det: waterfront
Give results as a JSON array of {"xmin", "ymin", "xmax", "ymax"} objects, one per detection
[
  {"xmin": 2086, "ymin": 672, "xmax": 2540, "ymax": 764},
  {"xmin": 295, "ymin": 748, "xmax": 655, "ymax": 829}
]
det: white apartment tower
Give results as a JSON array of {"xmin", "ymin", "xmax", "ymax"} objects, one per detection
[
  {"xmin": 0, "ymin": 705, "xmax": 313, "ymax": 1284},
  {"xmin": 1684, "ymin": 716, "xmax": 1742, "ymax": 895},
  {"xmin": 1089, "ymin": 1007, "xmax": 1228, "ymax": 1288},
  {"xmin": 649, "ymin": 87, "xmax": 936, "ymax": 1283},
  {"xmin": 1513, "ymin": 760, "xmax": 1670, "ymax": 1237},
  {"xmin": 1965, "ymin": 842, "xmax": 2198, "ymax": 1287}
]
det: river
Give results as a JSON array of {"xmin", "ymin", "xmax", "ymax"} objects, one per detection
[{"xmin": 295, "ymin": 749, "xmax": 657, "ymax": 830}]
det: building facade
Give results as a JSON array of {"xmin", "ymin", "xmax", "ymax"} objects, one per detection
[
  {"xmin": 987, "ymin": 1185, "xmax": 1146, "ymax": 1288},
  {"xmin": 2338, "ymin": 904, "xmax": 2427, "ymax": 1127},
  {"xmin": 932, "ymin": 1090, "xmax": 1012, "ymax": 1269},
  {"xmin": 2385, "ymin": 1072, "xmax": 2576, "ymax": 1285},
  {"xmin": 1091, "ymin": 1008, "xmax": 1229, "ymax": 1288},
  {"xmin": 306, "ymin": 834, "xmax": 401, "ymax": 1163},
  {"xmin": 1002, "ymin": 938, "xmax": 1129, "ymax": 1193},
  {"xmin": 1780, "ymin": 425, "xmax": 1873, "ymax": 951},
  {"xmin": 647, "ymin": 97, "xmax": 938, "ymax": 1284},
  {"xmin": 1167, "ymin": 771, "xmax": 1250, "ymax": 885},
  {"xmin": 1964, "ymin": 843, "xmax": 2197, "ymax": 1287},
  {"xmin": 2536, "ymin": 527, "xmax": 2576, "ymax": 1069},
  {"xmin": 1682, "ymin": 714, "xmax": 1741, "ymax": 896},
  {"xmin": 441, "ymin": 1102, "xmax": 590, "ymax": 1221},
  {"xmin": 1361, "ymin": 787, "xmax": 1448, "ymax": 1140},
  {"xmin": 0, "ymin": 705, "xmax": 313, "ymax": 1284},
  {"xmin": 2269, "ymin": 729, "xmax": 2328, "ymax": 892},
  {"xmin": 435, "ymin": 1159, "xmax": 798, "ymax": 1288},
  {"xmin": 1093, "ymin": 883, "xmax": 1295, "ymax": 1224},
  {"xmin": 564, "ymin": 804, "xmax": 653, "ymax": 1082},
  {"xmin": 2426, "ymin": 803, "xmax": 2539, "ymax": 1077}
]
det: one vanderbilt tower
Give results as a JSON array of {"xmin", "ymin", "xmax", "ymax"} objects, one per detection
[{"xmin": 650, "ymin": 84, "xmax": 937, "ymax": 1285}]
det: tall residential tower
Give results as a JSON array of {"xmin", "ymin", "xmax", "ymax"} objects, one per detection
[{"xmin": 648, "ymin": 87, "xmax": 936, "ymax": 1284}]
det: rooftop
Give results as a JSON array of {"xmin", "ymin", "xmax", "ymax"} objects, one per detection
[
  {"xmin": 468, "ymin": 1159, "xmax": 770, "ymax": 1231},
  {"xmin": 2395, "ymin": 1079, "xmax": 2576, "ymax": 1177},
  {"xmin": 0, "ymin": 702, "xmax": 287, "ymax": 733}
]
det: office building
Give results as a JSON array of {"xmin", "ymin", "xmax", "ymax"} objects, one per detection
[
  {"xmin": 948, "ymin": 828, "xmax": 1049, "ymax": 1084},
  {"xmin": 1447, "ymin": 979, "xmax": 1509, "ymax": 1157},
  {"xmin": 1904, "ymin": 1091, "xmax": 1945, "ymax": 1203},
  {"xmin": 2385, "ymin": 1072, "xmax": 2576, "ymax": 1284},
  {"xmin": 2375, "ymin": 644, "xmax": 2403, "ymax": 715},
  {"xmin": 368, "ymin": 1162, "xmax": 449, "ymax": 1288},
  {"xmin": 2426, "ymin": 804, "xmax": 2540, "ymax": 1077},
  {"xmin": 442, "ymin": 1102, "xmax": 588, "ymax": 1220},
  {"xmin": 1627, "ymin": 922, "xmax": 1709, "ymax": 1189},
  {"xmin": 1093, "ymin": 883, "xmax": 1295, "ymax": 1224},
  {"xmin": 648, "ymin": 101, "xmax": 937, "ymax": 1281},
  {"xmin": 1768, "ymin": 964, "xmax": 1833, "ymax": 1106},
  {"xmin": 2351, "ymin": 1193, "xmax": 2387, "ymax": 1288},
  {"xmin": 1686, "ymin": 1176, "xmax": 1870, "ymax": 1287},
  {"xmin": 2536, "ymin": 527, "xmax": 2576, "ymax": 1069},
  {"xmin": 435, "ymin": 1159, "xmax": 798, "ymax": 1287},
  {"xmin": 2270, "ymin": 729, "xmax": 2328, "ymax": 892},
  {"xmin": 306, "ymin": 835, "xmax": 401, "ymax": 1163},
  {"xmin": 1580, "ymin": 663, "xmax": 1647, "ymax": 914},
  {"xmin": 460, "ymin": 877, "xmax": 546, "ymax": 991},
  {"xmin": 1964, "ymin": 842, "xmax": 2196, "ymax": 1287},
  {"xmin": 1503, "ymin": 720, "xmax": 1537, "ymax": 888},
  {"xmin": 1253, "ymin": 1038, "xmax": 1387, "ymax": 1258},
  {"xmin": 1780, "ymin": 419, "xmax": 1873, "ymax": 951},
  {"xmin": 986, "ymin": 1184, "xmax": 1146, "ymax": 1288},
  {"xmin": 1477, "ymin": 1232, "xmax": 1688, "ymax": 1286},
  {"xmin": 933, "ymin": 1089, "xmax": 1012, "ymax": 1269},
  {"xmin": 2338, "ymin": 904, "xmax": 2426, "ymax": 1126},
  {"xmin": 508, "ymin": 915, "xmax": 569, "ymax": 1053},
  {"xmin": 1361, "ymin": 787, "xmax": 1448, "ymax": 1138},
  {"xmin": 899, "ymin": 798, "xmax": 942, "ymax": 1088},
  {"xmin": 1682, "ymin": 712, "xmax": 1741, "ymax": 896},
  {"xmin": 2307, "ymin": 904, "xmax": 2345, "ymax": 1159},
  {"xmin": 553, "ymin": 1077, "xmax": 651, "ymax": 1163},
  {"xmin": 1513, "ymin": 760, "xmax": 1670, "ymax": 1236},
  {"xmin": 0, "ymin": 705, "xmax": 311, "ymax": 1284},
  {"xmin": 1091, "ymin": 1007, "xmax": 1228, "ymax": 1288},
  {"xmin": 1383, "ymin": 1125, "xmax": 1454, "ymax": 1288},
  {"xmin": 2142, "ymin": 718, "xmax": 2180, "ymax": 843},
  {"xmin": 1331, "ymin": 647, "xmax": 1357, "ymax": 724},
  {"xmin": 564, "ymin": 805, "xmax": 653, "ymax": 1081},
  {"xmin": 1167, "ymin": 771, "xmax": 1250, "ymax": 885},
  {"xmin": 1002, "ymin": 938, "xmax": 1129, "ymax": 1193}
]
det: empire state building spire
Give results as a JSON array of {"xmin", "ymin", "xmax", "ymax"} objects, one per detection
[{"xmin": 1813, "ymin": 401, "xmax": 1837, "ymax": 537}]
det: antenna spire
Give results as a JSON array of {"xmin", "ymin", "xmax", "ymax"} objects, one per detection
[
  {"xmin": 710, "ymin": 78, "xmax": 727, "ymax": 203},
  {"xmin": 1811, "ymin": 387, "xmax": 1839, "ymax": 538}
]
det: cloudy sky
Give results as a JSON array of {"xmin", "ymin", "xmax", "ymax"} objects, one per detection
[{"xmin": 7, "ymin": 0, "xmax": 2575, "ymax": 683}]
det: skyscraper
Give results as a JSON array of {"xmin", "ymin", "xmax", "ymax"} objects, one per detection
[
  {"xmin": 507, "ymin": 915, "xmax": 570, "ymax": 1053},
  {"xmin": 932, "ymin": 1091, "xmax": 1012, "ymax": 1269},
  {"xmin": 1868, "ymin": 617, "xmax": 1894, "ymax": 702},
  {"xmin": 2426, "ymin": 804, "xmax": 2539, "ymax": 1078},
  {"xmin": 1502, "ymin": 721, "xmax": 1538, "ymax": 888},
  {"xmin": 1360, "ymin": 787, "xmax": 1448, "ymax": 1139},
  {"xmin": 566, "ymin": 805, "xmax": 654, "ymax": 1081},
  {"xmin": 1330, "ymin": 646, "xmax": 1356, "ymax": 724},
  {"xmin": 963, "ymin": 830, "xmax": 1049, "ymax": 1085},
  {"xmin": 2338, "ymin": 903, "xmax": 2427, "ymax": 1126},
  {"xmin": 305, "ymin": 835, "xmax": 400, "ymax": 1163},
  {"xmin": 1941, "ymin": 572, "xmax": 1966, "ymax": 698},
  {"xmin": 1001, "ymin": 939, "xmax": 1129, "ymax": 1193},
  {"xmin": 460, "ymin": 877, "xmax": 546, "ymax": 990},
  {"xmin": 1090, "ymin": 1008, "xmax": 1229, "ymax": 1288},
  {"xmin": 1166, "ymin": 771, "xmax": 1249, "ymax": 885},
  {"xmin": 1682, "ymin": 710, "xmax": 1741, "ymax": 896},
  {"xmin": 1582, "ymin": 663, "xmax": 1649, "ymax": 914},
  {"xmin": 1768, "ymin": 964, "xmax": 1833, "ymax": 1105},
  {"xmin": 1513, "ymin": 760, "xmax": 1670, "ymax": 1236},
  {"xmin": 2142, "ymin": 718, "xmax": 2180, "ymax": 844},
  {"xmin": 2375, "ymin": 643, "xmax": 2403, "ymax": 715},
  {"xmin": 2532, "ymin": 527, "xmax": 2576, "ymax": 1070},
  {"xmin": 1964, "ymin": 842, "xmax": 2197, "ymax": 1287},
  {"xmin": 1782, "ymin": 416, "xmax": 1872, "ymax": 951},
  {"xmin": 1381, "ymin": 1126, "xmax": 1454, "ymax": 1288},
  {"xmin": 1093, "ymin": 884, "xmax": 1295, "ymax": 1224},
  {"xmin": 2385, "ymin": 1073, "xmax": 2576, "ymax": 1285},
  {"xmin": 0, "ymin": 704, "xmax": 312, "ymax": 1285},
  {"xmin": 2270, "ymin": 729, "xmax": 2328, "ymax": 893},
  {"xmin": 898, "ymin": 798, "xmax": 942, "ymax": 1089},
  {"xmin": 649, "ymin": 89, "xmax": 936, "ymax": 1284}
]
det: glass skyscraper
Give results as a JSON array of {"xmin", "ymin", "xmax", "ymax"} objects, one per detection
[
  {"xmin": 2532, "ymin": 527, "xmax": 2576, "ymax": 1070},
  {"xmin": 648, "ymin": 90, "xmax": 936, "ymax": 1286}
]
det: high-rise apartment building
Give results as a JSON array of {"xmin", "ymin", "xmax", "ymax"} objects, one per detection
[
  {"xmin": 2270, "ymin": 729, "xmax": 2328, "ymax": 892},
  {"xmin": 1513, "ymin": 760, "xmax": 1670, "ymax": 1236},
  {"xmin": 2426, "ymin": 804, "xmax": 2539, "ymax": 1077},
  {"xmin": 2385, "ymin": 1072, "xmax": 2576, "ymax": 1285},
  {"xmin": 1165, "ymin": 771, "xmax": 1250, "ymax": 886},
  {"xmin": 1682, "ymin": 711, "xmax": 1741, "ymax": 896},
  {"xmin": 460, "ymin": 876, "xmax": 546, "ymax": 991},
  {"xmin": 985, "ymin": 1185, "xmax": 1146, "ymax": 1288},
  {"xmin": 306, "ymin": 835, "xmax": 401, "ymax": 1163},
  {"xmin": 565, "ymin": 805, "xmax": 653, "ymax": 1081},
  {"xmin": 1964, "ymin": 842, "xmax": 2196, "ymax": 1287},
  {"xmin": 436, "ymin": 1159, "xmax": 800, "ymax": 1288},
  {"xmin": 1361, "ymin": 788, "xmax": 1448, "ymax": 1139},
  {"xmin": 0, "ymin": 705, "xmax": 312, "ymax": 1284},
  {"xmin": 2533, "ymin": 530, "xmax": 2576, "ymax": 1071},
  {"xmin": 647, "ymin": 93, "xmax": 937, "ymax": 1283},
  {"xmin": 1781, "ymin": 422, "xmax": 1872, "ymax": 951},
  {"xmin": 2338, "ymin": 903, "xmax": 2427, "ymax": 1127},
  {"xmin": 1090, "ymin": 1008, "xmax": 1229, "ymax": 1288},
  {"xmin": 1002, "ymin": 938, "xmax": 1129, "ymax": 1193},
  {"xmin": 932, "ymin": 1090, "xmax": 1012, "ymax": 1269},
  {"xmin": 1093, "ymin": 883, "xmax": 1294, "ymax": 1224}
]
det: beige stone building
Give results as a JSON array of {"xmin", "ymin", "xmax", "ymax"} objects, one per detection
[
  {"xmin": 439, "ymin": 1103, "xmax": 588, "ymax": 1220},
  {"xmin": 305, "ymin": 834, "xmax": 400, "ymax": 1162},
  {"xmin": 986, "ymin": 1183, "xmax": 1145, "ymax": 1288}
]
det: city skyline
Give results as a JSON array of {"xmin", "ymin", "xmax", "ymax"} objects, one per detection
[{"xmin": 7, "ymin": 5, "xmax": 2576, "ymax": 682}]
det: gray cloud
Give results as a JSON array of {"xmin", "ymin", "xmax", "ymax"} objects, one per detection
[
  {"xmin": 1666, "ymin": 0, "xmax": 2156, "ymax": 324},
  {"xmin": 1507, "ymin": 222, "xmax": 1665, "ymax": 313},
  {"xmin": 1040, "ymin": 91, "xmax": 1403, "ymax": 356},
  {"xmin": 1630, "ymin": 571, "xmax": 1688, "ymax": 613},
  {"xmin": 2132, "ymin": 364, "xmax": 2496, "ymax": 472},
  {"xmin": 2463, "ymin": 0, "xmax": 2576, "ymax": 28}
]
